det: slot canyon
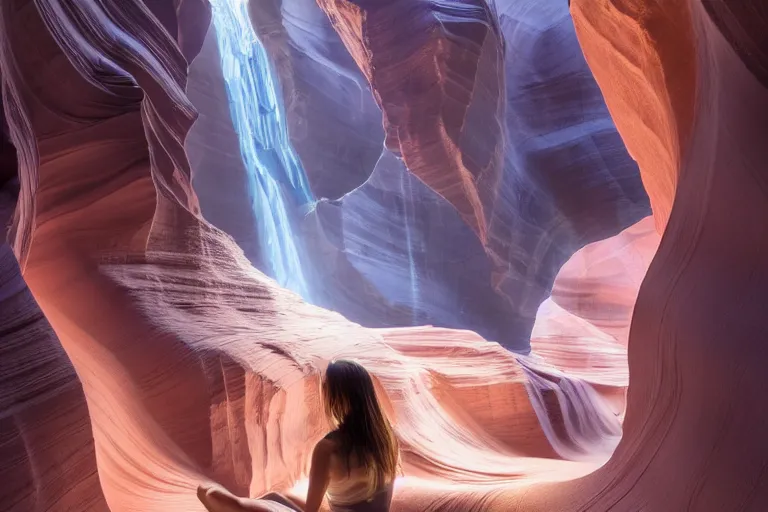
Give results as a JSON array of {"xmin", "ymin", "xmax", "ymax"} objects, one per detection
[{"xmin": 0, "ymin": 0, "xmax": 766, "ymax": 510}]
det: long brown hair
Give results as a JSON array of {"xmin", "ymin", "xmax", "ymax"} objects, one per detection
[{"xmin": 322, "ymin": 360, "xmax": 399, "ymax": 490}]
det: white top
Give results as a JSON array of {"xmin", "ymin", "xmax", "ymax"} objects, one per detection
[{"xmin": 326, "ymin": 452, "xmax": 383, "ymax": 506}]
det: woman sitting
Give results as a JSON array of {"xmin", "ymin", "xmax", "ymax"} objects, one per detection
[{"xmin": 199, "ymin": 359, "xmax": 399, "ymax": 512}]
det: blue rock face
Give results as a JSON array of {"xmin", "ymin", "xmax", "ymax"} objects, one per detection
[
  {"xmin": 187, "ymin": 0, "xmax": 650, "ymax": 353},
  {"xmin": 484, "ymin": 0, "xmax": 652, "ymax": 348},
  {"xmin": 302, "ymin": 150, "xmax": 512, "ymax": 341}
]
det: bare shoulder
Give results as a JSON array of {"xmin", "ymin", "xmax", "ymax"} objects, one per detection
[
  {"xmin": 309, "ymin": 437, "xmax": 336, "ymax": 480},
  {"xmin": 313, "ymin": 436, "xmax": 337, "ymax": 460}
]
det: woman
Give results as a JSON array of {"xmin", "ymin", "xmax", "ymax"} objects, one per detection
[{"xmin": 199, "ymin": 359, "xmax": 399, "ymax": 512}]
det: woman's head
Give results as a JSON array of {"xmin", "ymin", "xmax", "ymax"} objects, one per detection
[{"xmin": 321, "ymin": 360, "xmax": 399, "ymax": 488}]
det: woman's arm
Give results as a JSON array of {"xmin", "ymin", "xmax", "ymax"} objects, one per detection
[{"xmin": 304, "ymin": 439, "xmax": 334, "ymax": 512}]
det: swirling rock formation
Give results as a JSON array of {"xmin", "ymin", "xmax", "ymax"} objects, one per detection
[
  {"xmin": 303, "ymin": 151, "xmax": 513, "ymax": 340},
  {"xmin": 0, "ymin": 0, "xmax": 626, "ymax": 510},
  {"xmin": 566, "ymin": 0, "xmax": 696, "ymax": 235},
  {"xmin": 0, "ymin": 146, "xmax": 105, "ymax": 510},
  {"xmin": 528, "ymin": 218, "xmax": 660, "ymax": 423},
  {"xmin": 549, "ymin": 216, "xmax": 659, "ymax": 345},
  {"xmin": 190, "ymin": 0, "xmax": 649, "ymax": 351},
  {"xmin": 0, "ymin": 239, "xmax": 107, "ymax": 512},
  {"xmin": 481, "ymin": 0, "xmax": 768, "ymax": 509},
  {"xmin": 5, "ymin": 0, "xmax": 766, "ymax": 510},
  {"xmin": 246, "ymin": 0, "xmax": 385, "ymax": 200}
]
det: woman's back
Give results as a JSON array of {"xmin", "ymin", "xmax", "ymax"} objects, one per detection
[{"xmin": 323, "ymin": 433, "xmax": 394, "ymax": 512}]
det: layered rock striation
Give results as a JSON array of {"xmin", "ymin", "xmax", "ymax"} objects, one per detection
[
  {"xmin": 0, "ymin": 0, "xmax": 632, "ymax": 510},
  {"xmin": 482, "ymin": 0, "xmax": 768, "ymax": 509},
  {"xmin": 190, "ymin": 0, "xmax": 650, "ymax": 351},
  {"xmin": 4, "ymin": 0, "xmax": 763, "ymax": 510},
  {"xmin": 0, "ymin": 114, "xmax": 105, "ymax": 510}
]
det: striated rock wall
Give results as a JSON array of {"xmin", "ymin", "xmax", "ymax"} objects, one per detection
[
  {"xmin": 0, "ymin": 227, "xmax": 107, "ymax": 512},
  {"xmin": 567, "ymin": 0, "xmax": 768, "ymax": 508},
  {"xmin": 193, "ymin": 0, "xmax": 650, "ymax": 351},
  {"xmin": 567, "ymin": 0, "xmax": 696, "ymax": 234},
  {"xmin": 0, "ymin": 135, "xmax": 106, "ymax": 511},
  {"xmin": 0, "ymin": 0, "xmax": 627, "ymax": 510},
  {"xmin": 246, "ymin": 0, "xmax": 385, "ymax": 200},
  {"xmin": 309, "ymin": 0, "xmax": 650, "ymax": 350},
  {"xmin": 482, "ymin": 0, "xmax": 768, "ymax": 509},
  {"xmin": 5, "ymin": 0, "xmax": 765, "ymax": 509},
  {"xmin": 550, "ymin": 216, "xmax": 660, "ymax": 345}
]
